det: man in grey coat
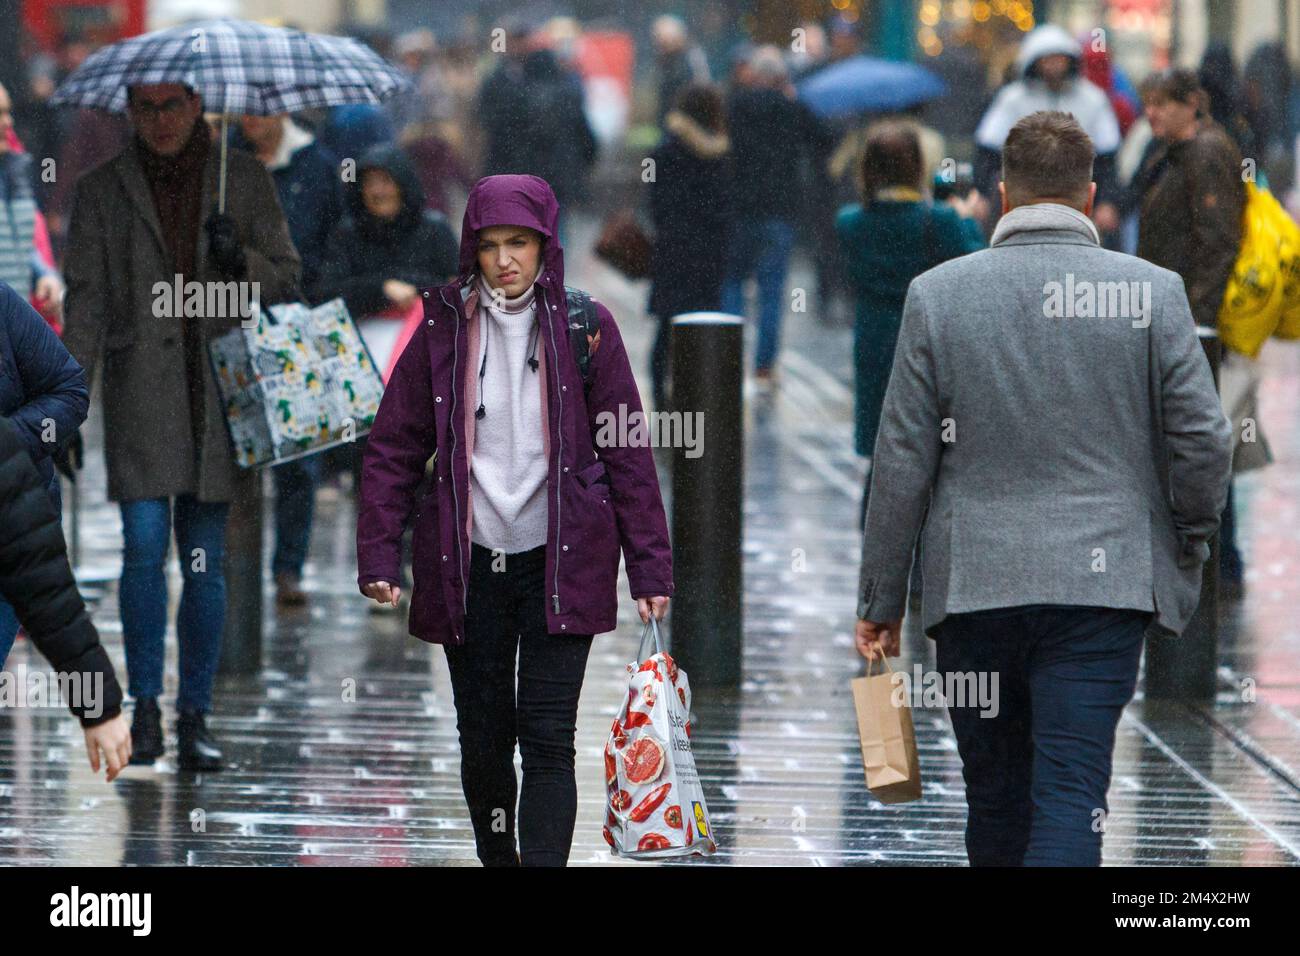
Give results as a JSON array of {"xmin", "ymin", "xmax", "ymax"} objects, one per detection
[
  {"xmin": 61, "ymin": 83, "xmax": 300, "ymax": 771},
  {"xmin": 854, "ymin": 111, "xmax": 1232, "ymax": 866}
]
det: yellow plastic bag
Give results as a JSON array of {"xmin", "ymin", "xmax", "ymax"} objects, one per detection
[{"xmin": 1218, "ymin": 181, "xmax": 1300, "ymax": 356}]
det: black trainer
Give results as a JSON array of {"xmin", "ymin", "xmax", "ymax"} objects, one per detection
[
  {"xmin": 176, "ymin": 711, "xmax": 224, "ymax": 772},
  {"xmin": 128, "ymin": 697, "xmax": 164, "ymax": 765}
]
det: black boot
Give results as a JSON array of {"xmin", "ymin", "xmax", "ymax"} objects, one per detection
[
  {"xmin": 176, "ymin": 711, "xmax": 224, "ymax": 771},
  {"xmin": 129, "ymin": 697, "xmax": 163, "ymax": 765}
]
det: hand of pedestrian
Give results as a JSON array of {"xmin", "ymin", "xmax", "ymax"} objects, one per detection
[
  {"xmin": 84, "ymin": 714, "xmax": 131, "ymax": 782},
  {"xmin": 855, "ymin": 617, "xmax": 902, "ymax": 661},
  {"xmin": 34, "ymin": 274, "xmax": 64, "ymax": 313},
  {"xmin": 637, "ymin": 596, "xmax": 669, "ymax": 623},
  {"xmin": 384, "ymin": 279, "xmax": 418, "ymax": 308},
  {"xmin": 949, "ymin": 190, "xmax": 987, "ymax": 222},
  {"xmin": 363, "ymin": 580, "xmax": 402, "ymax": 606},
  {"xmin": 204, "ymin": 212, "xmax": 249, "ymax": 278},
  {"xmin": 53, "ymin": 431, "xmax": 84, "ymax": 482}
]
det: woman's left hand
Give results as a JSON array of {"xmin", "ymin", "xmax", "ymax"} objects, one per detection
[{"xmin": 637, "ymin": 596, "xmax": 669, "ymax": 623}]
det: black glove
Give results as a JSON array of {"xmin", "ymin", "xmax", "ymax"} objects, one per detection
[
  {"xmin": 53, "ymin": 431, "xmax": 83, "ymax": 482},
  {"xmin": 204, "ymin": 213, "xmax": 248, "ymax": 278}
]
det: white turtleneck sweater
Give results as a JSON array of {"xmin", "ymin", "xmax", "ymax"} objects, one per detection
[{"xmin": 469, "ymin": 275, "xmax": 549, "ymax": 553}]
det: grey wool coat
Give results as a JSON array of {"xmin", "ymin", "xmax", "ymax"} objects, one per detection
[
  {"xmin": 857, "ymin": 203, "xmax": 1233, "ymax": 640},
  {"xmin": 61, "ymin": 138, "xmax": 300, "ymax": 503}
]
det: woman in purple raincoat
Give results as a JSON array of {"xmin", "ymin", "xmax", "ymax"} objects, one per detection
[{"xmin": 356, "ymin": 174, "xmax": 674, "ymax": 866}]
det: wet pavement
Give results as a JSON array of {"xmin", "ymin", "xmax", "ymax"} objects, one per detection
[{"xmin": 2, "ymin": 214, "xmax": 1300, "ymax": 866}]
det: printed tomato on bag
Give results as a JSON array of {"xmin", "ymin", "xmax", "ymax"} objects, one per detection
[{"xmin": 604, "ymin": 618, "xmax": 717, "ymax": 859}]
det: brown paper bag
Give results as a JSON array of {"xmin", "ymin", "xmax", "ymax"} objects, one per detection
[{"xmin": 851, "ymin": 655, "xmax": 922, "ymax": 804}]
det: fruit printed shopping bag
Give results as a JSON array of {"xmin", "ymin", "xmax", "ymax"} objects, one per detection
[{"xmin": 603, "ymin": 617, "xmax": 717, "ymax": 859}]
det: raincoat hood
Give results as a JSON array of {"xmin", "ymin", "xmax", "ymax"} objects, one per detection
[
  {"xmin": 457, "ymin": 173, "xmax": 564, "ymax": 287},
  {"xmin": 1016, "ymin": 25, "xmax": 1081, "ymax": 79},
  {"xmin": 347, "ymin": 144, "xmax": 426, "ymax": 241},
  {"xmin": 976, "ymin": 24, "xmax": 1119, "ymax": 153}
]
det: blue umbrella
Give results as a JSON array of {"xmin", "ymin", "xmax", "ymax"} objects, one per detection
[{"xmin": 798, "ymin": 55, "xmax": 946, "ymax": 118}]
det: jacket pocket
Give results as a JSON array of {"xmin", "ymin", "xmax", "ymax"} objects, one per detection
[{"xmin": 575, "ymin": 458, "xmax": 610, "ymax": 490}]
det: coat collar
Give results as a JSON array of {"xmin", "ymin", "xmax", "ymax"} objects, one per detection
[{"xmin": 990, "ymin": 201, "xmax": 1100, "ymax": 248}]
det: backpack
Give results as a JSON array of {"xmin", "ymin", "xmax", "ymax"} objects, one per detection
[{"xmin": 564, "ymin": 286, "xmax": 601, "ymax": 396}]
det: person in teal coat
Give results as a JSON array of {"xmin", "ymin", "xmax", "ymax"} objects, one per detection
[{"xmin": 835, "ymin": 120, "xmax": 987, "ymax": 528}]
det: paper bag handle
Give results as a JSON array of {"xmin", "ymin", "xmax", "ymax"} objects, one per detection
[{"xmin": 864, "ymin": 650, "xmax": 896, "ymax": 677}]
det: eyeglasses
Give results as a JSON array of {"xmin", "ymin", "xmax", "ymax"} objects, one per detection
[{"xmin": 130, "ymin": 97, "xmax": 190, "ymax": 119}]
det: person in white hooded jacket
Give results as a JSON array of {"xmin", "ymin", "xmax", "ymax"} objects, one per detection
[{"xmin": 974, "ymin": 25, "xmax": 1122, "ymax": 234}]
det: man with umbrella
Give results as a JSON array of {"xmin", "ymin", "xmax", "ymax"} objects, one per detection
[{"xmin": 61, "ymin": 82, "xmax": 299, "ymax": 770}]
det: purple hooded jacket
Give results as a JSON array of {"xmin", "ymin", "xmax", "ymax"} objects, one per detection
[{"xmin": 356, "ymin": 174, "xmax": 674, "ymax": 644}]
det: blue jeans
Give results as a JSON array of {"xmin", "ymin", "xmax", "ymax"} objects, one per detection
[
  {"xmin": 720, "ymin": 217, "xmax": 797, "ymax": 371},
  {"xmin": 934, "ymin": 603, "xmax": 1150, "ymax": 866},
  {"xmin": 119, "ymin": 495, "xmax": 230, "ymax": 714},
  {"xmin": 271, "ymin": 454, "xmax": 323, "ymax": 578}
]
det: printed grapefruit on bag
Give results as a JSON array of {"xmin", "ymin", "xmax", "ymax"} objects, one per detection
[{"xmin": 623, "ymin": 736, "xmax": 665, "ymax": 785}]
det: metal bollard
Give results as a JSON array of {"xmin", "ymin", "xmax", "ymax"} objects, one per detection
[
  {"xmin": 219, "ymin": 470, "xmax": 263, "ymax": 675},
  {"xmin": 1145, "ymin": 327, "xmax": 1221, "ymax": 700},
  {"xmin": 669, "ymin": 313, "xmax": 744, "ymax": 689}
]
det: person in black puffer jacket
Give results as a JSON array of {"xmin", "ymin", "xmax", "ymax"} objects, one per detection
[
  {"xmin": 0, "ymin": 415, "xmax": 131, "ymax": 778},
  {"xmin": 312, "ymin": 144, "xmax": 459, "ymax": 317}
]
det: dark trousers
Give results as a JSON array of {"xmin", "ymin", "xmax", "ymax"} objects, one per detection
[
  {"xmin": 934, "ymin": 604, "xmax": 1150, "ymax": 867},
  {"xmin": 271, "ymin": 452, "xmax": 323, "ymax": 578},
  {"xmin": 443, "ymin": 542, "xmax": 594, "ymax": 866}
]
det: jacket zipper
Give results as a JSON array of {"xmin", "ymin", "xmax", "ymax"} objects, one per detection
[
  {"xmin": 541, "ymin": 283, "xmax": 563, "ymax": 615},
  {"xmin": 439, "ymin": 287, "xmax": 468, "ymax": 620}
]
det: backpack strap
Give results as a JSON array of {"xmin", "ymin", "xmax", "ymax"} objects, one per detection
[{"xmin": 564, "ymin": 285, "xmax": 600, "ymax": 396}]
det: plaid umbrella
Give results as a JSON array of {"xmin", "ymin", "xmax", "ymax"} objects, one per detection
[{"xmin": 52, "ymin": 18, "xmax": 410, "ymax": 209}]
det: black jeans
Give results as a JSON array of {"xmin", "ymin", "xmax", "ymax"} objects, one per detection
[
  {"xmin": 934, "ymin": 604, "xmax": 1149, "ymax": 866},
  {"xmin": 443, "ymin": 542, "xmax": 594, "ymax": 866}
]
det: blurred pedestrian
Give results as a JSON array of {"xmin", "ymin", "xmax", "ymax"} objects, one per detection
[
  {"xmin": 0, "ymin": 82, "xmax": 63, "ymax": 311},
  {"xmin": 314, "ymin": 143, "xmax": 458, "ymax": 517},
  {"xmin": 720, "ymin": 45, "xmax": 821, "ymax": 389},
  {"xmin": 835, "ymin": 120, "xmax": 985, "ymax": 529},
  {"xmin": 1136, "ymin": 68, "xmax": 1252, "ymax": 598},
  {"xmin": 239, "ymin": 112, "xmax": 347, "ymax": 606},
  {"xmin": 0, "ymin": 415, "xmax": 131, "ymax": 780},
  {"xmin": 652, "ymin": 15, "xmax": 711, "ymax": 128},
  {"xmin": 856, "ymin": 111, "xmax": 1232, "ymax": 866},
  {"xmin": 1243, "ymin": 42, "xmax": 1295, "ymax": 194},
  {"xmin": 516, "ymin": 45, "xmax": 598, "ymax": 231},
  {"xmin": 357, "ymin": 174, "xmax": 674, "ymax": 866},
  {"xmin": 0, "ymin": 281, "xmax": 88, "ymax": 666},
  {"xmin": 313, "ymin": 143, "xmax": 458, "ymax": 342},
  {"xmin": 61, "ymin": 83, "xmax": 300, "ymax": 771},
  {"xmin": 975, "ymin": 25, "xmax": 1122, "ymax": 235},
  {"xmin": 647, "ymin": 83, "xmax": 732, "ymax": 411},
  {"xmin": 1199, "ymin": 42, "xmax": 1255, "ymax": 156},
  {"xmin": 477, "ymin": 18, "xmax": 535, "ymax": 178}
]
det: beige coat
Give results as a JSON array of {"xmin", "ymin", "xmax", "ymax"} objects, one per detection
[{"xmin": 62, "ymin": 138, "xmax": 300, "ymax": 503}]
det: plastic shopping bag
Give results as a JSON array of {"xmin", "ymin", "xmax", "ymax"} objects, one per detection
[{"xmin": 603, "ymin": 617, "xmax": 717, "ymax": 859}]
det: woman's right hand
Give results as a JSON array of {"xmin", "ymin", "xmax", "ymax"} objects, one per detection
[{"xmin": 362, "ymin": 580, "xmax": 402, "ymax": 606}]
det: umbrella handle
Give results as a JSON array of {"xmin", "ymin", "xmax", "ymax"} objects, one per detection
[{"xmin": 218, "ymin": 113, "xmax": 229, "ymax": 214}]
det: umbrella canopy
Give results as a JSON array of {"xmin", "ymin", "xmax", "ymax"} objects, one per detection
[
  {"xmin": 798, "ymin": 55, "xmax": 946, "ymax": 119},
  {"xmin": 51, "ymin": 18, "xmax": 408, "ymax": 114}
]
